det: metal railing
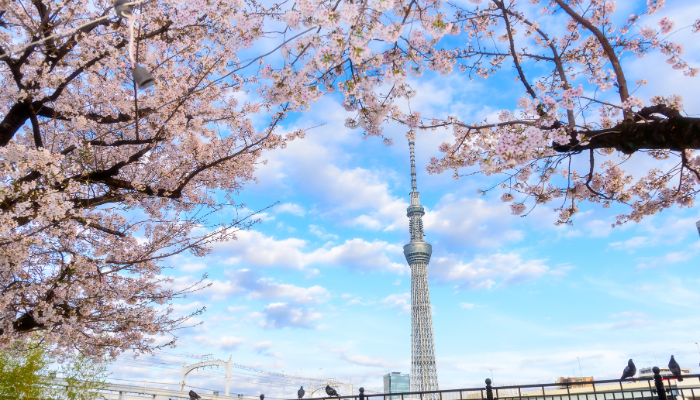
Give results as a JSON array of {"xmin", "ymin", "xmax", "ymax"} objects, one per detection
[{"xmin": 288, "ymin": 368, "xmax": 700, "ymax": 400}]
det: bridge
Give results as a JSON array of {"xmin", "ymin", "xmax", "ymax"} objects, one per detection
[{"xmin": 180, "ymin": 356, "xmax": 233, "ymax": 395}]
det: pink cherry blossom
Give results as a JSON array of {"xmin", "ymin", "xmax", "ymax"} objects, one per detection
[
  {"xmin": 3, "ymin": 0, "xmax": 700, "ymax": 358},
  {"xmin": 658, "ymin": 16, "xmax": 674, "ymax": 34}
]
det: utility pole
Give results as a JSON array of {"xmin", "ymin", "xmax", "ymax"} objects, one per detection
[{"xmin": 577, "ymin": 357, "xmax": 583, "ymax": 377}]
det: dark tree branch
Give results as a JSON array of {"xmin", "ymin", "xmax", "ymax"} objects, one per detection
[
  {"xmin": 553, "ymin": 109, "xmax": 700, "ymax": 153},
  {"xmin": 553, "ymin": 0, "xmax": 630, "ymax": 105},
  {"xmin": 504, "ymin": 8, "xmax": 576, "ymax": 128},
  {"xmin": 28, "ymin": 102, "xmax": 44, "ymax": 148},
  {"xmin": 494, "ymin": 0, "xmax": 537, "ymax": 99},
  {"xmin": 71, "ymin": 217, "xmax": 127, "ymax": 237},
  {"xmin": 0, "ymin": 22, "xmax": 172, "ymax": 147}
]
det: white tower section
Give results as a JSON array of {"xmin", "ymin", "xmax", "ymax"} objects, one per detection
[{"xmin": 403, "ymin": 139, "xmax": 439, "ymax": 395}]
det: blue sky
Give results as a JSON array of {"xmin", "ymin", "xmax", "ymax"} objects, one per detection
[{"xmin": 107, "ymin": 1, "xmax": 700, "ymax": 397}]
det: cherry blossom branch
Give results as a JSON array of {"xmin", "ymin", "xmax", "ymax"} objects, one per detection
[
  {"xmin": 553, "ymin": 0, "xmax": 630, "ymax": 105},
  {"xmin": 494, "ymin": 0, "xmax": 536, "ymax": 99},
  {"xmin": 503, "ymin": 8, "xmax": 575, "ymax": 127}
]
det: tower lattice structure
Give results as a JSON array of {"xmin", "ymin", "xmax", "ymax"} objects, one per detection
[{"xmin": 403, "ymin": 139, "xmax": 439, "ymax": 396}]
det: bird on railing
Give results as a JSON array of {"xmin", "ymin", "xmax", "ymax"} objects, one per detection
[
  {"xmin": 621, "ymin": 359, "xmax": 636, "ymax": 379},
  {"xmin": 189, "ymin": 390, "xmax": 201, "ymax": 400},
  {"xmin": 326, "ymin": 385, "xmax": 340, "ymax": 397},
  {"xmin": 299, "ymin": 386, "xmax": 306, "ymax": 399},
  {"xmin": 669, "ymin": 355, "xmax": 683, "ymax": 381}
]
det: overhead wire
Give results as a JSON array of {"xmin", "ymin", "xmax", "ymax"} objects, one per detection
[
  {"xmin": 151, "ymin": 351, "xmax": 328, "ymax": 383},
  {"xmin": 109, "ymin": 355, "xmax": 329, "ymax": 396},
  {"xmin": 105, "ymin": 377, "xmax": 269, "ymax": 398}
]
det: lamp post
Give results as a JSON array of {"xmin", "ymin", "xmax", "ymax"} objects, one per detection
[{"xmin": 490, "ymin": 370, "xmax": 494, "ymax": 383}]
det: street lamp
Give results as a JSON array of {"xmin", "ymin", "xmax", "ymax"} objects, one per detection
[{"xmin": 490, "ymin": 370, "xmax": 494, "ymax": 383}]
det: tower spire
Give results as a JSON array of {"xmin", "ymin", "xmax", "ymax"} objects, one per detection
[
  {"xmin": 410, "ymin": 140, "xmax": 418, "ymax": 192},
  {"xmin": 403, "ymin": 138, "xmax": 439, "ymax": 398}
]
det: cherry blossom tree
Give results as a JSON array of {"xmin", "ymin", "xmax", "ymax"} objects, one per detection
[
  {"xmin": 256, "ymin": 0, "xmax": 700, "ymax": 226},
  {"xmin": 0, "ymin": 0, "xmax": 302, "ymax": 359},
  {"xmin": 279, "ymin": 0, "xmax": 700, "ymax": 226},
  {"xmin": 417, "ymin": 0, "xmax": 700, "ymax": 226},
  {"xmin": 1, "ymin": 0, "xmax": 699, "ymax": 358}
]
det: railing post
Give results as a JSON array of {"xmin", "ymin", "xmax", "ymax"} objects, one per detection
[
  {"xmin": 360, "ymin": 387, "xmax": 365, "ymax": 400},
  {"xmin": 653, "ymin": 367, "xmax": 667, "ymax": 400},
  {"xmin": 486, "ymin": 379, "xmax": 494, "ymax": 400}
]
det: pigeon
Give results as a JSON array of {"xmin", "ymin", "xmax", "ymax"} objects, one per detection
[
  {"xmin": 669, "ymin": 355, "xmax": 683, "ymax": 381},
  {"xmin": 325, "ymin": 385, "xmax": 340, "ymax": 398},
  {"xmin": 621, "ymin": 359, "xmax": 636, "ymax": 379},
  {"xmin": 299, "ymin": 386, "xmax": 306, "ymax": 399},
  {"xmin": 189, "ymin": 390, "xmax": 201, "ymax": 400}
]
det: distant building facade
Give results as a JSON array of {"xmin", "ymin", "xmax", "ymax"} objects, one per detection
[
  {"xmin": 556, "ymin": 377, "xmax": 594, "ymax": 389},
  {"xmin": 384, "ymin": 372, "xmax": 410, "ymax": 399},
  {"xmin": 639, "ymin": 367, "xmax": 692, "ymax": 379}
]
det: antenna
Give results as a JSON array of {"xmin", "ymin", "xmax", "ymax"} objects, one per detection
[{"xmin": 409, "ymin": 140, "xmax": 418, "ymax": 192}]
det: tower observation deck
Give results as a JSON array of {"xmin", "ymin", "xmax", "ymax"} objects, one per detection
[{"xmin": 403, "ymin": 139, "xmax": 439, "ymax": 396}]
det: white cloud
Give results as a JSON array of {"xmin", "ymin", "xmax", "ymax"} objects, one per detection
[
  {"xmin": 225, "ymin": 269, "xmax": 330, "ymax": 304},
  {"xmin": 340, "ymin": 353, "xmax": 395, "ymax": 367},
  {"xmin": 249, "ymin": 279, "xmax": 330, "ymax": 304},
  {"xmin": 169, "ymin": 275, "xmax": 245, "ymax": 301},
  {"xmin": 276, "ymin": 203, "xmax": 306, "ymax": 216},
  {"xmin": 258, "ymin": 302, "xmax": 323, "ymax": 329},
  {"xmin": 179, "ymin": 263, "xmax": 207, "ymax": 272},
  {"xmin": 170, "ymin": 301, "xmax": 205, "ymax": 317},
  {"xmin": 431, "ymin": 253, "xmax": 551, "ymax": 290},
  {"xmin": 610, "ymin": 311, "xmax": 647, "ymax": 319},
  {"xmin": 635, "ymin": 242, "xmax": 700, "ymax": 268},
  {"xmin": 250, "ymin": 114, "xmax": 409, "ymax": 232},
  {"xmin": 252, "ymin": 341, "xmax": 274, "ymax": 351},
  {"xmin": 251, "ymin": 341, "xmax": 281, "ymax": 357},
  {"xmin": 346, "ymin": 296, "xmax": 376, "ymax": 306},
  {"xmin": 305, "ymin": 268, "xmax": 321, "ymax": 280},
  {"xmin": 309, "ymin": 239, "xmax": 407, "ymax": 274},
  {"xmin": 610, "ymin": 319, "xmax": 656, "ymax": 330},
  {"xmin": 610, "ymin": 236, "xmax": 649, "ymax": 252},
  {"xmin": 210, "ymin": 230, "xmax": 406, "ymax": 274},
  {"xmin": 309, "ymin": 224, "xmax": 339, "ymax": 240},
  {"xmin": 380, "ymin": 293, "xmax": 411, "ymax": 315},
  {"xmin": 170, "ymin": 269, "xmax": 331, "ymax": 304},
  {"xmin": 424, "ymin": 195, "xmax": 524, "ymax": 250},
  {"xmin": 459, "ymin": 303, "xmax": 486, "ymax": 309},
  {"xmin": 211, "ymin": 230, "xmax": 308, "ymax": 269},
  {"xmin": 194, "ymin": 335, "xmax": 246, "ymax": 350}
]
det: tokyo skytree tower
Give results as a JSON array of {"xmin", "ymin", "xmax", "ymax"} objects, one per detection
[{"xmin": 403, "ymin": 139, "xmax": 439, "ymax": 395}]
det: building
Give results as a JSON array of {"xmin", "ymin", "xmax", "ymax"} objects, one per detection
[
  {"xmin": 638, "ymin": 367, "xmax": 692, "ymax": 379},
  {"xmin": 384, "ymin": 372, "xmax": 410, "ymax": 399},
  {"xmin": 696, "ymin": 220, "xmax": 700, "ymax": 237},
  {"xmin": 403, "ymin": 139, "xmax": 439, "ymax": 396},
  {"xmin": 556, "ymin": 377, "xmax": 594, "ymax": 389}
]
